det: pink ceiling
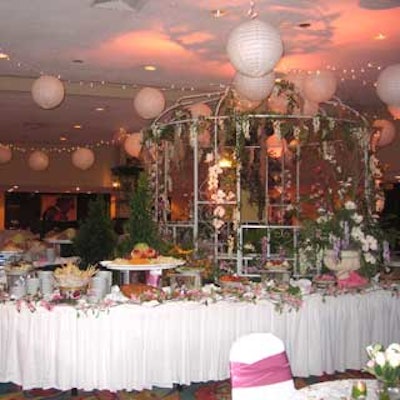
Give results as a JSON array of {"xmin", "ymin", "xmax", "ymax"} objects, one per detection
[{"xmin": 0, "ymin": 0, "xmax": 399, "ymax": 148}]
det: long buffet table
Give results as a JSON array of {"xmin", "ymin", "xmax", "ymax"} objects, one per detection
[{"xmin": 0, "ymin": 288, "xmax": 399, "ymax": 391}]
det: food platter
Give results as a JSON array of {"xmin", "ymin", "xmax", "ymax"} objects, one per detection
[{"xmin": 100, "ymin": 258, "xmax": 185, "ymax": 271}]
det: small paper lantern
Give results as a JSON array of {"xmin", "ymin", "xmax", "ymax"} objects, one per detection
[
  {"xmin": 72, "ymin": 148, "xmax": 95, "ymax": 170},
  {"xmin": 233, "ymin": 71, "xmax": 275, "ymax": 102},
  {"xmin": 373, "ymin": 119, "xmax": 396, "ymax": 147},
  {"xmin": 187, "ymin": 103, "xmax": 212, "ymax": 118},
  {"xmin": 388, "ymin": 105, "xmax": 400, "ymax": 120},
  {"xmin": 226, "ymin": 19, "xmax": 283, "ymax": 77},
  {"xmin": 134, "ymin": 87, "xmax": 165, "ymax": 119},
  {"xmin": 266, "ymin": 134, "xmax": 288, "ymax": 159},
  {"xmin": 124, "ymin": 132, "xmax": 143, "ymax": 158},
  {"xmin": 28, "ymin": 150, "xmax": 49, "ymax": 171},
  {"xmin": 31, "ymin": 75, "xmax": 65, "ymax": 109},
  {"xmin": 0, "ymin": 145, "xmax": 12, "ymax": 164},
  {"xmin": 376, "ymin": 64, "xmax": 400, "ymax": 106},
  {"xmin": 303, "ymin": 70, "xmax": 337, "ymax": 103}
]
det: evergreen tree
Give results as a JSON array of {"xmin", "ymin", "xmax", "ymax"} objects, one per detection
[
  {"xmin": 118, "ymin": 171, "xmax": 161, "ymax": 255},
  {"xmin": 73, "ymin": 196, "xmax": 117, "ymax": 266}
]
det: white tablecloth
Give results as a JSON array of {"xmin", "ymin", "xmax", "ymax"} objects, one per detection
[{"xmin": 0, "ymin": 289, "xmax": 399, "ymax": 391}]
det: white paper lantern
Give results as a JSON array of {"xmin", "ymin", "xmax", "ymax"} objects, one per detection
[
  {"xmin": 373, "ymin": 119, "xmax": 396, "ymax": 147},
  {"xmin": 303, "ymin": 70, "xmax": 337, "ymax": 103},
  {"xmin": 72, "ymin": 148, "xmax": 95, "ymax": 170},
  {"xmin": 376, "ymin": 64, "xmax": 400, "ymax": 106},
  {"xmin": 0, "ymin": 145, "xmax": 12, "ymax": 164},
  {"xmin": 134, "ymin": 87, "xmax": 165, "ymax": 119},
  {"xmin": 266, "ymin": 134, "xmax": 288, "ymax": 159},
  {"xmin": 233, "ymin": 71, "xmax": 275, "ymax": 102},
  {"xmin": 124, "ymin": 132, "xmax": 143, "ymax": 158},
  {"xmin": 31, "ymin": 75, "xmax": 65, "ymax": 109},
  {"xmin": 226, "ymin": 19, "xmax": 283, "ymax": 77},
  {"xmin": 187, "ymin": 103, "xmax": 212, "ymax": 118},
  {"xmin": 388, "ymin": 105, "xmax": 400, "ymax": 119},
  {"xmin": 28, "ymin": 150, "xmax": 49, "ymax": 171}
]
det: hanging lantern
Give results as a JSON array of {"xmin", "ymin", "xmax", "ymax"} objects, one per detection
[
  {"xmin": 303, "ymin": 70, "xmax": 337, "ymax": 103},
  {"xmin": 302, "ymin": 99, "xmax": 319, "ymax": 116},
  {"xmin": 31, "ymin": 75, "xmax": 65, "ymax": 109},
  {"xmin": 72, "ymin": 148, "xmax": 95, "ymax": 170},
  {"xmin": 187, "ymin": 102, "xmax": 212, "ymax": 118},
  {"xmin": 233, "ymin": 71, "xmax": 275, "ymax": 102},
  {"xmin": 376, "ymin": 64, "xmax": 400, "ymax": 106},
  {"xmin": 124, "ymin": 132, "xmax": 143, "ymax": 158},
  {"xmin": 388, "ymin": 105, "xmax": 400, "ymax": 120},
  {"xmin": 28, "ymin": 150, "xmax": 49, "ymax": 171},
  {"xmin": 226, "ymin": 19, "xmax": 283, "ymax": 77},
  {"xmin": 372, "ymin": 119, "xmax": 396, "ymax": 147},
  {"xmin": 266, "ymin": 134, "xmax": 288, "ymax": 159},
  {"xmin": 134, "ymin": 87, "xmax": 165, "ymax": 119},
  {"xmin": 0, "ymin": 145, "xmax": 12, "ymax": 164}
]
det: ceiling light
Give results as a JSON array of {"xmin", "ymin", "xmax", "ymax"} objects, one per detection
[
  {"xmin": 95, "ymin": 107, "xmax": 105, "ymax": 111},
  {"xmin": 73, "ymin": 124, "xmax": 82, "ymax": 129},
  {"xmin": 59, "ymin": 136, "xmax": 68, "ymax": 141},
  {"xmin": 211, "ymin": 9, "xmax": 226, "ymax": 18},
  {"xmin": 144, "ymin": 65, "xmax": 157, "ymax": 71},
  {"xmin": 0, "ymin": 52, "xmax": 10, "ymax": 60},
  {"xmin": 374, "ymin": 33, "xmax": 386, "ymax": 40}
]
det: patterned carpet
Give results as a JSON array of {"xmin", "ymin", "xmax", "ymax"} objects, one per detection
[{"xmin": 0, "ymin": 370, "xmax": 374, "ymax": 399}]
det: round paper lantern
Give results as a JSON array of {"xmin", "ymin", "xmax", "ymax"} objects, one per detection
[
  {"xmin": 31, "ymin": 75, "xmax": 65, "ymax": 109},
  {"xmin": 0, "ymin": 145, "xmax": 12, "ymax": 164},
  {"xmin": 373, "ymin": 119, "xmax": 396, "ymax": 147},
  {"xmin": 388, "ymin": 105, "xmax": 400, "ymax": 120},
  {"xmin": 124, "ymin": 132, "xmax": 143, "ymax": 158},
  {"xmin": 72, "ymin": 148, "xmax": 95, "ymax": 170},
  {"xmin": 28, "ymin": 150, "xmax": 49, "ymax": 171},
  {"xmin": 303, "ymin": 70, "xmax": 337, "ymax": 103},
  {"xmin": 376, "ymin": 64, "xmax": 400, "ymax": 106},
  {"xmin": 226, "ymin": 19, "xmax": 283, "ymax": 77},
  {"xmin": 233, "ymin": 71, "xmax": 275, "ymax": 102},
  {"xmin": 187, "ymin": 102, "xmax": 212, "ymax": 118},
  {"xmin": 266, "ymin": 134, "xmax": 288, "ymax": 159},
  {"xmin": 134, "ymin": 87, "xmax": 165, "ymax": 119}
]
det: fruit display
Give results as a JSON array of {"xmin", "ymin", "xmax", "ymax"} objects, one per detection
[{"xmin": 130, "ymin": 242, "xmax": 157, "ymax": 259}]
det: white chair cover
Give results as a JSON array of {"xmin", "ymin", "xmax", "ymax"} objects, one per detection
[{"xmin": 229, "ymin": 332, "xmax": 297, "ymax": 400}]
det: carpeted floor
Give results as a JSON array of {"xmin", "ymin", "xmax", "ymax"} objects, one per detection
[{"xmin": 0, "ymin": 370, "xmax": 373, "ymax": 399}]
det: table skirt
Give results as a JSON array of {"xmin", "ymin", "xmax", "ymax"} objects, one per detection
[{"xmin": 0, "ymin": 289, "xmax": 399, "ymax": 391}]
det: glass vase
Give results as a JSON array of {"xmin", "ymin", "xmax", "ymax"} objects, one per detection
[{"xmin": 376, "ymin": 380, "xmax": 400, "ymax": 400}]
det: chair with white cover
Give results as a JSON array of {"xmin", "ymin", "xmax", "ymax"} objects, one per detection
[{"xmin": 229, "ymin": 332, "xmax": 297, "ymax": 400}]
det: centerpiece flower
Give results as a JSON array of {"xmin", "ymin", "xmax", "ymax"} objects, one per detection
[{"xmin": 365, "ymin": 343, "xmax": 400, "ymax": 400}]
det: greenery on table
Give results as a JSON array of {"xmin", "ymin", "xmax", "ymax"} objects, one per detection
[
  {"xmin": 73, "ymin": 196, "xmax": 117, "ymax": 266},
  {"xmin": 117, "ymin": 171, "xmax": 164, "ymax": 256}
]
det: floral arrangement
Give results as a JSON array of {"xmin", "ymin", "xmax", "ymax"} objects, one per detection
[
  {"xmin": 300, "ymin": 181, "xmax": 390, "ymax": 278},
  {"xmin": 365, "ymin": 343, "xmax": 400, "ymax": 388}
]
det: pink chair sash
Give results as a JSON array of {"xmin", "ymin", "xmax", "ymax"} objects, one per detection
[{"xmin": 230, "ymin": 351, "xmax": 292, "ymax": 388}]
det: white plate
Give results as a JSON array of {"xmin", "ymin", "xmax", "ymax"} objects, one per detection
[{"xmin": 100, "ymin": 259, "xmax": 185, "ymax": 271}]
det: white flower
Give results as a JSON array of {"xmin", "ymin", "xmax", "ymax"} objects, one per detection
[
  {"xmin": 386, "ymin": 347, "xmax": 400, "ymax": 368},
  {"xmin": 213, "ymin": 205, "xmax": 226, "ymax": 218},
  {"xmin": 344, "ymin": 201, "xmax": 356, "ymax": 210},
  {"xmin": 351, "ymin": 226, "xmax": 364, "ymax": 242},
  {"xmin": 366, "ymin": 235, "xmax": 378, "ymax": 251},
  {"xmin": 363, "ymin": 252, "xmax": 376, "ymax": 264},
  {"xmin": 375, "ymin": 351, "xmax": 386, "ymax": 367},
  {"xmin": 205, "ymin": 152, "xmax": 214, "ymax": 163},
  {"xmin": 351, "ymin": 213, "xmax": 363, "ymax": 224},
  {"xmin": 367, "ymin": 343, "xmax": 383, "ymax": 358}
]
